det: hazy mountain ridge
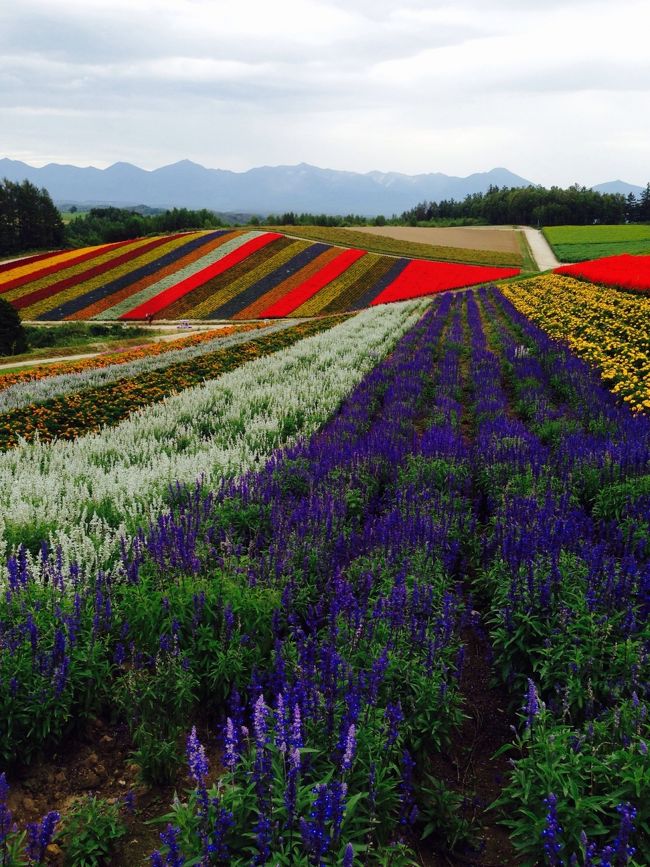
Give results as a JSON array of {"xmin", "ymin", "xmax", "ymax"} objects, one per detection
[{"xmin": 0, "ymin": 158, "xmax": 642, "ymax": 215}]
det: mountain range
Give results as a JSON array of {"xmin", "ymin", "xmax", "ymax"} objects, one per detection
[{"xmin": 0, "ymin": 158, "xmax": 644, "ymax": 215}]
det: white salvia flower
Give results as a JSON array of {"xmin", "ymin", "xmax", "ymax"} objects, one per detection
[{"xmin": 0, "ymin": 301, "xmax": 428, "ymax": 585}]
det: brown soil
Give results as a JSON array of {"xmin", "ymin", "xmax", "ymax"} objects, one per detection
[
  {"xmin": 6, "ymin": 718, "xmax": 221, "ymax": 866},
  {"xmin": 348, "ymin": 227, "xmax": 521, "ymax": 255},
  {"xmin": 417, "ymin": 626, "xmax": 521, "ymax": 867}
]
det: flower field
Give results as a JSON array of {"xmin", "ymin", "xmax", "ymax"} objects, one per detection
[
  {"xmin": 555, "ymin": 253, "xmax": 650, "ymax": 292},
  {"xmin": 0, "ymin": 231, "xmax": 520, "ymax": 321},
  {"xmin": 0, "ymin": 284, "xmax": 648, "ymax": 866},
  {"xmin": 502, "ymin": 273, "xmax": 650, "ymax": 411}
]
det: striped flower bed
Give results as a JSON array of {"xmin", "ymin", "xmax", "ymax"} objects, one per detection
[{"xmin": 2, "ymin": 231, "xmax": 520, "ymax": 321}]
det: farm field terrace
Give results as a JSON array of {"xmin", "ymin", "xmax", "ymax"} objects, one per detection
[
  {"xmin": 544, "ymin": 224, "xmax": 650, "ymax": 262},
  {"xmin": 0, "ymin": 287, "xmax": 648, "ymax": 866},
  {"xmin": 0, "ymin": 230, "xmax": 520, "ymax": 322}
]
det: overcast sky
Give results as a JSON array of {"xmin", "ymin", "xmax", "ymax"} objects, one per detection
[{"xmin": 1, "ymin": 0, "xmax": 649, "ymax": 186}]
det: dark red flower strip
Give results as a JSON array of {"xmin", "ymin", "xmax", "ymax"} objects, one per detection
[
  {"xmin": 371, "ymin": 260, "xmax": 520, "ymax": 305},
  {"xmin": 13, "ymin": 235, "xmax": 183, "ymax": 310},
  {"xmin": 259, "ymin": 248, "xmax": 366, "ymax": 317},
  {"xmin": 120, "ymin": 233, "xmax": 283, "ymax": 320},
  {"xmin": 0, "ymin": 250, "xmax": 66, "ymax": 275},
  {"xmin": 555, "ymin": 254, "xmax": 650, "ymax": 292},
  {"xmin": 0, "ymin": 240, "xmax": 132, "ymax": 294}
]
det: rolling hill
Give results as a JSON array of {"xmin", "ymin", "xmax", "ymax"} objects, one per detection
[{"xmin": 0, "ymin": 230, "xmax": 520, "ymax": 321}]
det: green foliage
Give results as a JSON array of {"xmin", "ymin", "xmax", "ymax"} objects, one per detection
[
  {"xmin": 22, "ymin": 322, "xmax": 149, "ymax": 350},
  {"xmin": 495, "ymin": 704, "xmax": 650, "ymax": 864},
  {"xmin": 65, "ymin": 206, "xmax": 224, "ymax": 247},
  {"xmin": 0, "ymin": 178, "xmax": 65, "ymax": 255},
  {"xmin": 57, "ymin": 795, "xmax": 127, "ymax": 867},
  {"xmin": 0, "ymin": 297, "xmax": 27, "ymax": 356},
  {"xmin": 401, "ymin": 183, "xmax": 640, "ymax": 228},
  {"xmin": 114, "ymin": 649, "xmax": 198, "ymax": 784}
]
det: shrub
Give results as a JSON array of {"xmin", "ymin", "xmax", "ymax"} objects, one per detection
[{"xmin": 0, "ymin": 296, "xmax": 27, "ymax": 356}]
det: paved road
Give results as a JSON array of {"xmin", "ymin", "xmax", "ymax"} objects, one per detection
[{"xmin": 518, "ymin": 226, "xmax": 562, "ymax": 271}]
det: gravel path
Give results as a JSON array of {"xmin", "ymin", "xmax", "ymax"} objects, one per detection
[{"xmin": 518, "ymin": 226, "xmax": 562, "ymax": 270}]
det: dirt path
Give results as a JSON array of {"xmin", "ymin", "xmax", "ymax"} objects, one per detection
[
  {"xmin": 0, "ymin": 326, "xmax": 233, "ymax": 371},
  {"xmin": 517, "ymin": 226, "xmax": 562, "ymax": 270}
]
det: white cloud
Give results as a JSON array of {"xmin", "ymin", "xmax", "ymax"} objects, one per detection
[{"xmin": 1, "ymin": 0, "xmax": 649, "ymax": 185}]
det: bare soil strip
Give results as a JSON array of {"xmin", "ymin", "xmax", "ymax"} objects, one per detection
[{"xmin": 347, "ymin": 226, "xmax": 522, "ymax": 255}]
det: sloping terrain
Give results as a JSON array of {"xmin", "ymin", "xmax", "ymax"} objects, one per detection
[{"xmin": 0, "ymin": 230, "xmax": 520, "ymax": 321}]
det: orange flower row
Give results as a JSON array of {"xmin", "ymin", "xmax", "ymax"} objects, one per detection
[{"xmin": 0, "ymin": 323, "xmax": 264, "ymax": 393}]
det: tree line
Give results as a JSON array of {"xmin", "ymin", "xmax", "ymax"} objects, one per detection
[
  {"xmin": 3, "ymin": 178, "xmax": 650, "ymax": 259},
  {"xmin": 400, "ymin": 183, "xmax": 650, "ymax": 226},
  {"xmin": 65, "ymin": 206, "xmax": 223, "ymax": 247},
  {"xmin": 0, "ymin": 179, "xmax": 66, "ymax": 255}
]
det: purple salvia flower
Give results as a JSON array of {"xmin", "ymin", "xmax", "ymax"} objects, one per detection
[
  {"xmin": 0, "ymin": 773, "xmax": 14, "ymax": 852},
  {"xmin": 223, "ymin": 717, "xmax": 239, "ymax": 772},
  {"xmin": 25, "ymin": 811, "xmax": 60, "ymax": 864},
  {"xmin": 157, "ymin": 824, "xmax": 185, "ymax": 867},
  {"xmin": 253, "ymin": 815, "xmax": 272, "ymax": 865},
  {"xmin": 290, "ymin": 702, "xmax": 303, "ymax": 750},
  {"xmin": 384, "ymin": 701, "xmax": 403, "ymax": 746},
  {"xmin": 524, "ymin": 678, "xmax": 541, "ymax": 728},
  {"xmin": 343, "ymin": 842, "xmax": 354, "ymax": 867},
  {"xmin": 341, "ymin": 724, "xmax": 356, "ymax": 772},
  {"xmin": 612, "ymin": 802, "xmax": 637, "ymax": 865},
  {"xmin": 123, "ymin": 790, "xmax": 136, "ymax": 815},
  {"xmin": 275, "ymin": 692, "xmax": 287, "ymax": 754},
  {"xmin": 253, "ymin": 694, "xmax": 269, "ymax": 747},
  {"xmin": 541, "ymin": 793, "xmax": 563, "ymax": 866},
  {"xmin": 186, "ymin": 726, "xmax": 208, "ymax": 787}
]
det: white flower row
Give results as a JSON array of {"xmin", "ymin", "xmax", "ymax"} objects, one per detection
[
  {"xmin": 0, "ymin": 321, "xmax": 294, "ymax": 414},
  {"xmin": 93, "ymin": 230, "xmax": 261, "ymax": 320},
  {"xmin": 0, "ymin": 301, "xmax": 427, "ymax": 580}
]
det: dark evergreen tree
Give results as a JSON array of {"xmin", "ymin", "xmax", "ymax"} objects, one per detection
[
  {"xmin": 639, "ymin": 184, "xmax": 650, "ymax": 222},
  {"xmin": 0, "ymin": 179, "xmax": 65, "ymax": 255},
  {"xmin": 0, "ymin": 297, "xmax": 27, "ymax": 356}
]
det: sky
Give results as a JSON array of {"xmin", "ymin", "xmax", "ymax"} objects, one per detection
[{"xmin": 1, "ymin": 0, "xmax": 649, "ymax": 187}]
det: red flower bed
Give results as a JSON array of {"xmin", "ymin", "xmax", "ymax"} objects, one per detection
[
  {"xmin": 0, "ymin": 249, "xmax": 65, "ymax": 275},
  {"xmin": 121, "ymin": 233, "xmax": 282, "ymax": 320},
  {"xmin": 0, "ymin": 241, "xmax": 131, "ymax": 294},
  {"xmin": 370, "ymin": 260, "xmax": 520, "ymax": 305},
  {"xmin": 259, "ymin": 249, "xmax": 365, "ymax": 317},
  {"xmin": 555, "ymin": 254, "xmax": 650, "ymax": 292}
]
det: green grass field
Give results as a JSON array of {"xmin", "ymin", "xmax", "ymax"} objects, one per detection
[{"xmin": 543, "ymin": 224, "xmax": 650, "ymax": 262}]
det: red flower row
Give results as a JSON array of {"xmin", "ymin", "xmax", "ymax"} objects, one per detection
[{"xmin": 555, "ymin": 254, "xmax": 650, "ymax": 292}]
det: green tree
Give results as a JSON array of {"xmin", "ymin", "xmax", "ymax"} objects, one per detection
[
  {"xmin": 0, "ymin": 297, "xmax": 27, "ymax": 356},
  {"xmin": 0, "ymin": 179, "xmax": 65, "ymax": 255}
]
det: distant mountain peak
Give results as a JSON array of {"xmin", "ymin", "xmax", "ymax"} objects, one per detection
[{"xmin": 10, "ymin": 156, "xmax": 637, "ymax": 215}]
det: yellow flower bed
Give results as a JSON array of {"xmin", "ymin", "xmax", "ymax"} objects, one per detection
[
  {"xmin": 21, "ymin": 236, "xmax": 192, "ymax": 320},
  {"xmin": 4, "ymin": 238, "xmax": 159, "ymax": 304},
  {"xmin": 502, "ymin": 274, "xmax": 650, "ymax": 412},
  {"xmin": 0, "ymin": 245, "xmax": 109, "ymax": 289},
  {"xmin": 184, "ymin": 239, "xmax": 310, "ymax": 319},
  {"xmin": 293, "ymin": 253, "xmax": 382, "ymax": 316}
]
